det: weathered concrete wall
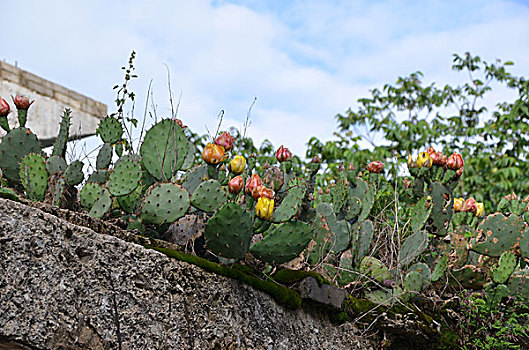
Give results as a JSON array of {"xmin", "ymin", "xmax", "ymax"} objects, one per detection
[
  {"xmin": 0, "ymin": 198, "xmax": 372, "ymax": 350},
  {"xmin": 0, "ymin": 61, "xmax": 106, "ymax": 141}
]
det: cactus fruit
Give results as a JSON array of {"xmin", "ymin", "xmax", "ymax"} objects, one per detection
[
  {"xmin": 19, "ymin": 153, "xmax": 48, "ymax": 201},
  {"xmin": 80, "ymin": 182, "xmax": 104, "ymax": 210},
  {"xmin": 272, "ymin": 181, "xmax": 306, "ymax": 222},
  {"xmin": 190, "ymin": 179, "xmax": 228, "ymax": 213},
  {"xmin": 0, "ymin": 127, "xmax": 41, "ymax": 183},
  {"xmin": 109, "ymin": 159, "xmax": 142, "ymax": 196},
  {"xmin": 398, "ymin": 230, "xmax": 429, "ymax": 266},
  {"xmin": 89, "ymin": 188, "xmax": 112, "ymax": 218},
  {"xmin": 141, "ymin": 183, "xmax": 190, "ymax": 225},
  {"xmin": 96, "ymin": 143, "xmax": 113, "ymax": 169},
  {"xmin": 46, "ymin": 155, "xmax": 67, "ymax": 174},
  {"xmin": 359, "ymin": 256, "xmax": 390, "ymax": 283},
  {"xmin": 52, "ymin": 109, "xmax": 71, "ymax": 158},
  {"xmin": 204, "ymin": 202, "xmax": 253, "ymax": 259},
  {"xmin": 96, "ymin": 116, "xmax": 123, "ymax": 144},
  {"xmin": 470, "ymin": 213, "xmax": 526, "ymax": 257},
  {"xmin": 140, "ymin": 119, "xmax": 188, "ymax": 181},
  {"xmin": 64, "ymin": 160, "xmax": 84, "ymax": 186},
  {"xmin": 491, "ymin": 251, "xmax": 517, "ymax": 284},
  {"xmin": 250, "ymin": 221, "xmax": 313, "ymax": 264}
]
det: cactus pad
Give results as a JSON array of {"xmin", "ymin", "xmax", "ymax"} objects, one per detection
[
  {"xmin": 250, "ymin": 221, "xmax": 313, "ymax": 264},
  {"xmin": 353, "ymin": 219, "xmax": 374, "ymax": 266},
  {"xmin": 403, "ymin": 270, "xmax": 423, "ymax": 293},
  {"xmin": 190, "ymin": 179, "xmax": 228, "ymax": 213},
  {"xmin": 470, "ymin": 213, "xmax": 526, "ymax": 257},
  {"xmin": 182, "ymin": 164, "xmax": 208, "ymax": 194},
  {"xmin": 398, "ymin": 230, "xmax": 429, "ymax": 266},
  {"xmin": 519, "ymin": 226, "xmax": 529, "ymax": 259},
  {"xmin": 89, "ymin": 188, "xmax": 112, "ymax": 218},
  {"xmin": 140, "ymin": 183, "xmax": 190, "ymax": 224},
  {"xmin": 46, "ymin": 155, "xmax": 67, "ymax": 174},
  {"xmin": 491, "ymin": 251, "xmax": 517, "ymax": 284},
  {"xmin": 181, "ymin": 141, "xmax": 196, "ymax": 171},
  {"xmin": 204, "ymin": 202, "xmax": 253, "ymax": 259},
  {"xmin": 408, "ymin": 262, "xmax": 431, "ymax": 290},
  {"xmin": 19, "ymin": 153, "xmax": 48, "ymax": 201},
  {"xmin": 109, "ymin": 159, "xmax": 142, "ymax": 196},
  {"xmin": 87, "ymin": 170, "xmax": 110, "ymax": 184},
  {"xmin": 344, "ymin": 195, "xmax": 362, "ymax": 221},
  {"xmin": 359, "ymin": 256, "xmax": 390, "ymax": 283},
  {"xmin": 64, "ymin": 160, "xmax": 84, "ymax": 186},
  {"xmin": 117, "ymin": 186, "xmax": 142, "ymax": 214},
  {"xmin": 96, "ymin": 116, "xmax": 123, "ymax": 144},
  {"xmin": 140, "ymin": 119, "xmax": 188, "ymax": 181},
  {"xmin": 426, "ymin": 182, "xmax": 452, "ymax": 236},
  {"xmin": 330, "ymin": 178, "xmax": 348, "ymax": 214},
  {"xmin": 272, "ymin": 181, "xmax": 306, "ymax": 223},
  {"xmin": 307, "ymin": 211, "xmax": 333, "ymax": 265},
  {"xmin": 0, "ymin": 127, "xmax": 41, "ymax": 183},
  {"xmin": 431, "ymin": 255, "xmax": 448, "ymax": 282},
  {"xmin": 410, "ymin": 196, "xmax": 433, "ymax": 232},
  {"xmin": 96, "ymin": 143, "xmax": 113, "ymax": 169},
  {"xmin": 52, "ymin": 109, "xmax": 71, "ymax": 158},
  {"xmin": 80, "ymin": 182, "xmax": 104, "ymax": 210}
]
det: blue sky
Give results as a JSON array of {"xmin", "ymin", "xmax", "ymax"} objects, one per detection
[{"xmin": 2, "ymin": 0, "xmax": 529, "ymax": 157}]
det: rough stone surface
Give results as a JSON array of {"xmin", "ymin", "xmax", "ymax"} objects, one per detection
[{"xmin": 0, "ymin": 198, "xmax": 373, "ymax": 350}]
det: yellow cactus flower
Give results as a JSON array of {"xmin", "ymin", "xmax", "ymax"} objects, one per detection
[
  {"xmin": 453, "ymin": 198, "xmax": 464, "ymax": 212},
  {"xmin": 255, "ymin": 197, "xmax": 274, "ymax": 221},
  {"xmin": 416, "ymin": 152, "xmax": 432, "ymax": 169},
  {"xmin": 228, "ymin": 155, "xmax": 246, "ymax": 174},
  {"xmin": 476, "ymin": 202, "xmax": 484, "ymax": 217},
  {"xmin": 202, "ymin": 143, "xmax": 226, "ymax": 165}
]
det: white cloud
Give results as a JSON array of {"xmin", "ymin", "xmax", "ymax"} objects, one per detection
[{"xmin": 2, "ymin": 0, "xmax": 529, "ymax": 159}]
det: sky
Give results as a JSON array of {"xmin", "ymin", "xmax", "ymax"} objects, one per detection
[{"xmin": 2, "ymin": 0, "xmax": 529, "ymax": 159}]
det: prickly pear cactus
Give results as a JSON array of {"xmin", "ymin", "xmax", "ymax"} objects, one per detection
[
  {"xmin": 182, "ymin": 164, "xmax": 207, "ymax": 194},
  {"xmin": 140, "ymin": 119, "xmax": 188, "ymax": 181},
  {"xmin": 190, "ymin": 179, "xmax": 228, "ymax": 213},
  {"xmin": 398, "ymin": 230, "xmax": 429, "ymax": 267},
  {"xmin": 491, "ymin": 251, "xmax": 517, "ymax": 284},
  {"xmin": 470, "ymin": 213, "xmax": 526, "ymax": 257},
  {"xmin": 408, "ymin": 262, "xmax": 432, "ymax": 290},
  {"xmin": 204, "ymin": 202, "xmax": 253, "ymax": 259},
  {"xmin": 272, "ymin": 179, "xmax": 306, "ymax": 222},
  {"xmin": 109, "ymin": 159, "xmax": 142, "ymax": 196},
  {"xmin": 426, "ymin": 182, "xmax": 452, "ymax": 236},
  {"xmin": 141, "ymin": 183, "xmax": 190, "ymax": 225},
  {"xmin": 80, "ymin": 182, "xmax": 104, "ymax": 211},
  {"xmin": 87, "ymin": 170, "xmax": 110, "ymax": 184},
  {"xmin": 353, "ymin": 219, "xmax": 374, "ymax": 266},
  {"xmin": 52, "ymin": 109, "xmax": 71, "ymax": 158},
  {"xmin": 46, "ymin": 155, "xmax": 67, "ymax": 174},
  {"xmin": 96, "ymin": 143, "xmax": 113, "ymax": 169},
  {"xmin": 330, "ymin": 177, "xmax": 348, "ymax": 214},
  {"xmin": 117, "ymin": 186, "xmax": 142, "ymax": 214},
  {"xmin": 19, "ymin": 153, "xmax": 48, "ymax": 201},
  {"xmin": 96, "ymin": 116, "xmax": 123, "ymax": 144},
  {"xmin": 64, "ymin": 160, "xmax": 84, "ymax": 186},
  {"xmin": 359, "ymin": 256, "xmax": 390, "ymax": 283},
  {"xmin": 410, "ymin": 196, "xmax": 432, "ymax": 232},
  {"xmin": 520, "ymin": 227, "xmax": 529, "ymax": 259},
  {"xmin": 404, "ymin": 270, "xmax": 423, "ymax": 293},
  {"xmin": 0, "ymin": 127, "xmax": 41, "ymax": 183},
  {"xmin": 89, "ymin": 188, "xmax": 112, "ymax": 218},
  {"xmin": 250, "ymin": 221, "xmax": 313, "ymax": 264}
]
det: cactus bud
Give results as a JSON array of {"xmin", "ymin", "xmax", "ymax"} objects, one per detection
[
  {"xmin": 12, "ymin": 95, "xmax": 34, "ymax": 110},
  {"xmin": 245, "ymin": 173, "xmax": 262, "ymax": 195},
  {"xmin": 202, "ymin": 143, "xmax": 226, "ymax": 165},
  {"xmin": 446, "ymin": 152, "xmax": 464, "ymax": 170},
  {"xmin": 407, "ymin": 154, "xmax": 417, "ymax": 169},
  {"xmin": 255, "ymin": 197, "xmax": 274, "ymax": 220},
  {"xmin": 453, "ymin": 198, "xmax": 464, "ymax": 212},
  {"xmin": 475, "ymin": 202, "xmax": 484, "ymax": 217},
  {"xmin": 276, "ymin": 145, "xmax": 292, "ymax": 162},
  {"xmin": 252, "ymin": 185, "xmax": 274, "ymax": 200},
  {"xmin": 228, "ymin": 155, "xmax": 246, "ymax": 174},
  {"xmin": 461, "ymin": 197, "xmax": 477, "ymax": 213},
  {"xmin": 0, "ymin": 96, "xmax": 10, "ymax": 116},
  {"xmin": 174, "ymin": 118, "xmax": 186, "ymax": 128},
  {"xmin": 366, "ymin": 161, "xmax": 384, "ymax": 174},
  {"xmin": 215, "ymin": 131, "xmax": 234, "ymax": 151},
  {"xmin": 228, "ymin": 175, "xmax": 244, "ymax": 194}
]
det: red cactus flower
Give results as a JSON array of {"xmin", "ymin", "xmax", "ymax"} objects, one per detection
[
  {"xmin": 446, "ymin": 152, "xmax": 464, "ymax": 170},
  {"xmin": 0, "ymin": 96, "xmax": 10, "ymax": 116},
  {"xmin": 174, "ymin": 118, "xmax": 186, "ymax": 128},
  {"xmin": 245, "ymin": 173, "xmax": 262, "ymax": 195},
  {"xmin": 228, "ymin": 175, "xmax": 244, "ymax": 194},
  {"xmin": 276, "ymin": 145, "xmax": 292, "ymax": 162},
  {"xmin": 461, "ymin": 197, "xmax": 477, "ymax": 213},
  {"xmin": 215, "ymin": 131, "xmax": 234, "ymax": 151},
  {"xmin": 252, "ymin": 185, "xmax": 274, "ymax": 200},
  {"xmin": 366, "ymin": 161, "xmax": 384, "ymax": 174},
  {"xmin": 12, "ymin": 95, "xmax": 34, "ymax": 110}
]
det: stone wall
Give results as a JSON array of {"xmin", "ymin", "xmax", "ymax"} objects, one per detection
[
  {"xmin": 0, "ymin": 198, "xmax": 373, "ymax": 350},
  {"xmin": 0, "ymin": 61, "xmax": 106, "ymax": 141}
]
